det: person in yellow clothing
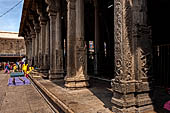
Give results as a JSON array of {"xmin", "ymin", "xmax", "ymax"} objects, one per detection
[
  {"xmin": 22, "ymin": 63, "xmax": 28, "ymax": 75},
  {"xmin": 25, "ymin": 65, "xmax": 34, "ymax": 78},
  {"xmin": 13, "ymin": 64, "xmax": 17, "ymax": 72}
]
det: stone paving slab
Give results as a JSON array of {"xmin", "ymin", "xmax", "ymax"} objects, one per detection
[
  {"xmin": 29, "ymin": 72, "xmax": 113, "ymax": 113},
  {"xmin": 0, "ymin": 71, "xmax": 54, "ymax": 113}
]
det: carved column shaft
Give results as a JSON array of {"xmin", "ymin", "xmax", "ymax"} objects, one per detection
[
  {"xmin": 28, "ymin": 39, "xmax": 32, "ymax": 66},
  {"xmin": 133, "ymin": 0, "xmax": 153, "ymax": 112},
  {"xmin": 65, "ymin": 0, "xmax": 89, "ymax": 88},
  {"xmin": 31, "ymin": 33, "xmax": 36, "ymax": 66},
  {"xmin": 112, "ymin": 0, "xmax": 153, "ymax": 112},
  {"xmin": 55, "ymin": 11, "xmax": 64, "ymax": 76},
  {"xmin": 65, "ymin": 0, "xmax": 76, "ymax": 79},
  {"xmin": 39, "ymin": 16, "xmax": 48, "ymax": 72},
  {"xmin": 112, "ymin": 0, "xmax": 136, "ymax": 112},
  {"xmin": 34, "ymin": 33, "xmax": 38, "ymax": 66},
  {"xmin": 47, "ymin": 10, "xmax": 64, "ymax": 79},
  {"xmin": 25, "ymin": 39, "xmax": 29, "ymax": 61},
  {"xmin": 34, "ymin": 22, "xmax": 40, "ymax": 68},
  {"xmin": 45, "ymin": 20, "xmax": 50, "ymax": 70},
  {"xmin": 49, "ymin": 14, "xmax": 56, "ymax": 71},
  {"xmin": 26, "ymin": 34, "xmax": 32, "ymax": 66}
]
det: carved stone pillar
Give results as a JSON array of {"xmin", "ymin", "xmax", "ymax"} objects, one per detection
[
  {"xmin": 26, "ymin": 37, "xmax": 32, "ymax": 66},
  {"xmin": 29, "ymin": 26, "xmax": 36, "ymax": 66},
  {"xmin": 112, "ymin": 0, "xmax": 135, "ymax": 112},
  {"xmin": 25, "ymin": 39, "xmax": 29, "ymax": 62},
  {"xmin": 31, "ymin": 32, "xmax": 36, "ymax": 66},
  {"xmin": 46, "ymin": 0, "xmax": 64, "ymax": 80},
  {"xmin": 34, "ymin": 22, "xmax": 40, "ymax": 68},
  {"xmin": 38, "ymin": 13, "xmax": 48, "ymax": 74},
  {"xmin": 93, "ymin": 0, "xmax": 104, "ymax": 76},
  {"xmin": 133, "ymin": 1, "xmax": 153, "ymax": 112},
  {"xmin": 65, "ymin": 0, "xmax": 89, "ymax": 88},
  {"xmin": 44, "ymin": 20, "xmax": 50, "ymax": 75},
  {"xmin": 112, "ymin": 0, "xmax": 153, "ymax": 112},
  {"xmin": 64, "ymin": 0, "xmax": 76, "ymax": 87}
]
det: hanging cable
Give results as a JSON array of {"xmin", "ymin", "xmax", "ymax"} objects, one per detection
[{"xmin": 0, "ymin": 0, "xmax": 23, "ymax": 18}]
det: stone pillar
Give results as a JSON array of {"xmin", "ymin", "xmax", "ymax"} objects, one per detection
[
  {"xmin": 30, "ymin": 27, "xmax": 36, "ymax": 66},
  {"xmin": 38, "ymin": 23, "xmax": 42, "ymax": 69},
  {"xmin": 133, "ymin": 0, "xmax": 153, "ymax": 112},
  {"xmin": 39, "ymin": 14, "xmax": 48, "ymax": 74},
  {"xmin": 25, "ymin": 30, "xmax": 32, "ymax": 66},
  {"xmin": 65, "ymin": 0, "xmax": 89, "ymax": 88},
  {"xmin": 46, "ymin": 0, "xmax": 64, "ymax": 80},
  {"xmin": 34, "ymin": 22, "xmax": 40, "ymax": 68},
  {"xmin": 93, "ymin": 0, "xmax": 104, "ymax": 76},
  {"xmin": 25, "ymin": 39, "xmax": 29, "ymax": 62},
  {"xmin": 28, "ymin": 39, "xmax": 32, "ymax": 66},
  {"xmin": 44, "ymin": 20, "xmax": 50, "ymax": 76},
  {"xmin": 26, "ymin": 37, "xmax": 32, "ymax": 66},
  {"xmin": 64, "ymin": 0, "xmax": 76, "ymax": 87},
  {"xmin": 112, "ymin": 0, "xmax": 153, "ymax": 112}
]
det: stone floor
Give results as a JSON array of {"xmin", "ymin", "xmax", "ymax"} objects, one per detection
[
  {"xmin": 30, "ymin": 72, "xmax": 113, "ymax": 113},
  {"xmin": 0, "ymin": 71, "xmax": 54, "ymax": 113},
  {"xmin": 30, "ymin": 72, "xmax": 170, "ymax": 113}
]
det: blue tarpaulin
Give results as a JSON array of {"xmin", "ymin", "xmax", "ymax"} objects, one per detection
[{"xmin": 10, "ymin": 72, "xmax": 24, "ymax": 77}]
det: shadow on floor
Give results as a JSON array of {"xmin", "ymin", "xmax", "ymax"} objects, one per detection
[
  {"xmin": 88, "ymin": 78, "xmax": 113, "ymax": 110},
  {"xmin": 51, "ymin": 77, "xmax": 113, "ymax": 111}
]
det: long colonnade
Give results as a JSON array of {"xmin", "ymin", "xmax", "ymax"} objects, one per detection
[{"xmin": 19, "ymin": 0, "xmax": 153, "ymax": 112}]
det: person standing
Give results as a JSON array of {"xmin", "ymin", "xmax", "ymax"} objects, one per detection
[{"xmin": 4, "ymin": 63, "xmax": 10, "ymax": 74}]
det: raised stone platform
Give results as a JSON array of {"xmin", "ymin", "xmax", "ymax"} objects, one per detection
[{"xmin": 29, "ymin": 72, "xmax": 113, "ymax": 113}]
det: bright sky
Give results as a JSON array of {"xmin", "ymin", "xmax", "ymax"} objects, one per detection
[{"xmin": 0, "ymin": 0, "xmax": 24, "ymax": 32}]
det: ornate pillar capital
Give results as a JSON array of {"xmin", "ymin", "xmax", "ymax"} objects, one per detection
[
  {"xmin": 45, "ymin": 0, "xmax": 60, "ymax": 15},
  {"xmin": 33, "ymin": 21, "xmax": 40, "ymax": 33},
  {"xmin": 37, "ymin": 9, "xmax": 48, "ymax": 25}
]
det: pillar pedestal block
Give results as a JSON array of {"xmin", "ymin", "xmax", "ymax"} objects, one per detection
[
  {"xmin": 111, "ymin": 79, "xmax": 154, "ymax": 113},
  {"xmin": 49, "ymin": 69, "xmax": 64, "ymax": 80},
  {"xmin": 65, "ymin": 75, "xmax": 89, "ymax": 88},
  {"xmin": 111, "ymin": 79, "xmax": 136, "ymax": 113}
]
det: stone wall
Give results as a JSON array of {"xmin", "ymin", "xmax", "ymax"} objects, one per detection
[{"xmin": 0, "ymin": 38, "xmax": 26, "ymax": 55}]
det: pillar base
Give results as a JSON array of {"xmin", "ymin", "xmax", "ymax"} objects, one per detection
[
  {"xmin": 111, "ymin": 79, "xmax": 154, "ymax": 113},
  {"xmin": 136, "ymin": 105, "xmax": 154, "ymax": 113},
  {"xmin": 112, "ymin": 106, "xmax": 136, "ymax": 113},
  {"xmin": 40, "ymin": 69, "xmax": 49, "ymax": 78},
  {"xmin": 112, "ymin": 105, "xmax": 154, "ymax": 113},
  {"xmin": 64, "ymin": 75, "xmax": 89, "ymax": 88},
  {"xmin": 49, "ymin": 69, "xmax": 64, "ymax": 80}
]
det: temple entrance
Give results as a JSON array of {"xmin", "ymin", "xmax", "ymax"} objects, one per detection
[
  {"xmin": 85, "ymin": 0, "xmax": 114, "ymax": 80},
  {"xmin": 148, "ymin": 0, "xmax": 170, "ymax": 87}
]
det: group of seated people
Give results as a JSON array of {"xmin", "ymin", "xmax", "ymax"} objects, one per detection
[{"xmin": 4, "ymin": 61, "xmax": 34, "ymax": 78}]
